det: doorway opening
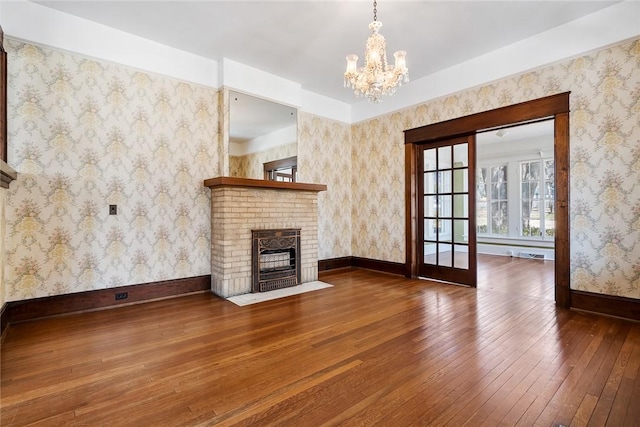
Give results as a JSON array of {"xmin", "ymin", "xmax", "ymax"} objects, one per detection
[
  {"xmin": 404, "ymin": 92, "xmax": 570, "ymax": 308},
  {"xmin": 476, "ymin": 120, "xmax": 555, "ymax": 301}
]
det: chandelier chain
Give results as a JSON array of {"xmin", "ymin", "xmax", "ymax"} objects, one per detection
[{"xmin": 373, "ymin": 0, "xmax": 377, "ymax": 22}]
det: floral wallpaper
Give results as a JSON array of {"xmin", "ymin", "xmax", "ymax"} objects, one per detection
[
  {"xmin": 2, "ymin": 36, "xmax": 638, "ymax": 303},
  {"xmin": 351, "ymin": 38, "xmax": 640, "ymax": 299},
  {"xmin": 229, "ymin": 142, "xmax": 296, "ymax": 179},
  {"xmin": 351, "ymin": 112, "xmax": 406, "ymax": 263},
  {"xmin": 297, "ymin": 112, "xmax": 352, "ymax": 260},
  {"xmin": 5, "ymin": 39, "xmax": 219, "ymax": 301}
]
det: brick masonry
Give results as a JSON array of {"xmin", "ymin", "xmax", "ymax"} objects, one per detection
[{"xmin": 210, "ymin": 187, "xmax": 319, "ymax": 297}]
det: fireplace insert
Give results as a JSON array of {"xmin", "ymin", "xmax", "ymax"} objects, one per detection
[{"xmin": 251, "ymin": 229, "xmax": 301, "ymax": 292}]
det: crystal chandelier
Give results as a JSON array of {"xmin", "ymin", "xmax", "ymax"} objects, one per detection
[{"xmin": 344, "ymin": 0, "xmax": 409, "ymax": 103}]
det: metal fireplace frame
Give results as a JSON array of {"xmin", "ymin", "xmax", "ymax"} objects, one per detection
[{"xmin": 251, "ymin": 228, "xmax": 301, "ymax": 293}]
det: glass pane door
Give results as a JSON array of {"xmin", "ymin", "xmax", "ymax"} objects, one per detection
[{"xmin": 418, "ymin": 136, "xmax": 476, "ymax": 286}]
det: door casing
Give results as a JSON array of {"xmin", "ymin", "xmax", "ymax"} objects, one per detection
[{"xmin": 404, "ymin": 93, "xmax": 571, "ymax": 308}]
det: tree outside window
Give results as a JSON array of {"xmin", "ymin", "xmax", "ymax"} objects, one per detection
[
  {"xmin": 490, "ymin": 165, "xmax": 508, "ymax": 235},
  {"xmin": 476, "ymin": 164, "xmax": 508, "ymax": 235},
  {"xmin": 477, "ymin": 168, "xmax": 488, "ymax": 233},
  {"xmin": 521, "ymin": 159, "xmax": 554, "ymax": 237}
]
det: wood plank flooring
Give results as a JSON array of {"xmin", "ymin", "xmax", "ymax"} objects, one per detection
[{"xmin": 1, "ymin": 256, "xmax": 638, "ymax": 426}]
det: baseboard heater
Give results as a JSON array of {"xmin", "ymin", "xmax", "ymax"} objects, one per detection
[{"xmin": 518, "ymin": 252, "xmax": 545, "ymax": 260}]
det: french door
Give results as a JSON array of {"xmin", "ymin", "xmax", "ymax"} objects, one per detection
[{"xmin": 417, "ymin": 135, "xmax": 477, "ymax": 287}]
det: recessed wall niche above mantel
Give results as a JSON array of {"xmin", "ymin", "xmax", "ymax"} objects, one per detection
[{"xmin": 224, "ymin": 90, "xmax": 298, "ymax": 180}]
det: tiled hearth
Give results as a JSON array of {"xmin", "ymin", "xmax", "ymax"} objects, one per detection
[{"xmin": 204, "ymin": 177, "xmax": 326, "ymax": 298}]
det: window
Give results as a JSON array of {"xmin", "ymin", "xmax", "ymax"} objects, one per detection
[
  {"xmin": 264, "ymin": 156, "xmax": 297, "ymax": 182},
  {"xmin": 521, "ymin": 159, "xmax": 555, "ymax": 237},
  {"xmin": 272, "ymin": 168, "xmax": 295, "ymax": 182},
  {"xmin": 477, "ymin": 164, "xmax": 508, "ymax": 235},
  {"xmin": 478, "ymin": 159, "xmax": 554, "ymax": 239}
]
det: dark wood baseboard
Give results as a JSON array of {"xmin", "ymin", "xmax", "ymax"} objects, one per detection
[
  {"xmin": 0, "ymin": 302, "xmax": 7, "ymax": 340},
  {"xmin": 1, "ymin": 257, "xmax": 405, "ymax": 333},
  {"xmin": 351, "ymin": 257, "xmax": 406, "ymax": 276},
  {"xmin": 319, "ymin": 256, "xmax": 420, "ymax": 276},
  {"xmin": 571, "ymin": 290, "xmax": 640, "ymax": 322},
  {"xmin": 3, "ymin": 267, "xmax": 637, "ymax": 341},
  {"xmin": 318, "ymin": 257, "xmax": 352, "ymax": 271},
  {"xmin": 1, "ymin": 275, "xmax": 211, "ymax": 334}
]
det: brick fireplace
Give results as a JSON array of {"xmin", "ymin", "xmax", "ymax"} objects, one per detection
[{"xmin": 204, "ymin": 177, "xmax": 326, "ymax": 298}]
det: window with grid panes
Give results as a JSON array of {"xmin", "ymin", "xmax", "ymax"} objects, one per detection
[
  {"xmin": 520, "ymin": 159, "xmax": 555, "ymax": 238},
  {"xmin": 476, "ymin": 164, "xmax": 508, "ymax": 235}
]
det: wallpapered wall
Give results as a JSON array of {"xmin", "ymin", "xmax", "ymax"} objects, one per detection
[
  {"xmin": 5, "ymin": 39, "xmax": 219, "ymax": 301},
  {"xmin": 297, "ymin": 113, "xmax": 352, "ymax": 260},
  {"xmin": 229, "ymin": 142, "xmax": 296, "ymax": 179},
  {"xmin": 352, "ymin": 38, "xmax": 640, "ymax": 299},
  {"xmin": 3, "ymin": 37, "xmax": 638, "ymax": 302}
]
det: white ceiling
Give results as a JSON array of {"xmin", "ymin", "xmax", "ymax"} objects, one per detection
[
  {"xmin": 477, "ymin": 120, "xmax": 554, "ymax": 146},
  {"xmin": 477, "ymin": 120, "xmax": 555, "ymax": 160},
  {"xmin": 33, "ymin": 0, "xmax": 619, "ymax": 105},
  {"xmin": 229, "ymin": 90, "xmax": 296, "ymax": 142}
]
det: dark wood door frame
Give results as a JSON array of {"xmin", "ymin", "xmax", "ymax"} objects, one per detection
[
  {"xmin": 1, "ymin": 26, "xmax": 7, "ymax": 163},
  {"xmin": 404, "ymin": 92, "xmax": 571, "ymax": 308}
]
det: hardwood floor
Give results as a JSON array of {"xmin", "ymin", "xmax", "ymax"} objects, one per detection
[
  {"xmin": 477, "ymin": 253, "xmax": 555, "ymax": 302},
  {"xmin": 1, "ymin": 258, "xmax": 638, "ymax": 426}
]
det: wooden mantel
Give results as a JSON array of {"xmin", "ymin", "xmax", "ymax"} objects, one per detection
[{"xmin": 204, "ymin": 176, "xmax": 326, "ymax": 192}]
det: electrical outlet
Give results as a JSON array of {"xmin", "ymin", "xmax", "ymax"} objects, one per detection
[
  {"xmin": 115, "ymin": 292, "xmax": 128, "ymax": 300},
  {"xmin": 109, "ymin": 205, "xmax": 117, "ymax": 215}
]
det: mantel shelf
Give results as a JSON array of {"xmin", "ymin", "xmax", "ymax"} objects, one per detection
[{"xmin": 204, "ymin": 177, "xmax": 327, "ymax": 192}]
